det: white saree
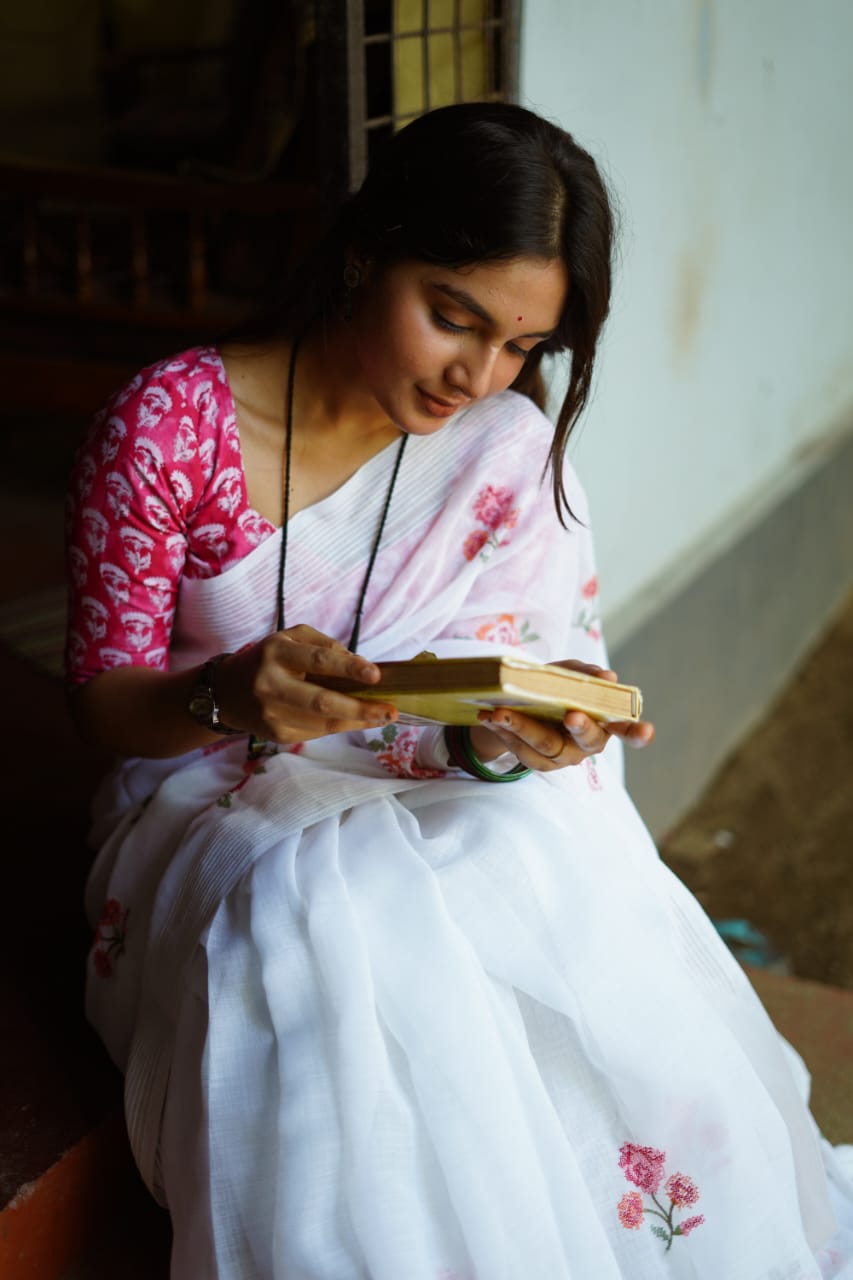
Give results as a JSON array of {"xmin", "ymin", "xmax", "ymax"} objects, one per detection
[{"xmin": 83, "ymin": 391, "xmax": 853, "ymax": 1278}]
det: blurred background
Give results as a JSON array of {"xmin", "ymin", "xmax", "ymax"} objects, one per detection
[{"xmin": 0, "ymin": 3, "xmax": 850, "ymax": 1275}]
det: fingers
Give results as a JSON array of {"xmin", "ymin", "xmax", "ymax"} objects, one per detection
[
  {"xmin": 274, "ymin": 625, "xmax": 382, "ymax": 684},
  {"xmin": 476, "ymin": 705, "xmax": 654, "ymax": 773},
  {"xmin": 226, "ymin": 626, "xmax": 398, "ymax": 743},
  {"xmin": 606, "ymin": 718, "xmax": 656, "ymax": 749},
  {"xmin": 477, "ymin": 707, "xmax": 608, "ymax": 771}
]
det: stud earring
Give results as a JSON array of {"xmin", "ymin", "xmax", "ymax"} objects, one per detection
[
  {"xmin": 343, "ymin": 263, "xmax": 362, "ymax": 290},
  {"xmin": 342, "ymin": 262, "xmax": 362, "ymax": 322}
]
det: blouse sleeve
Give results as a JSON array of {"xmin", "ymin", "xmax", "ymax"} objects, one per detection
[{"xmin": 64, "ymin": 356, "xmax": 217, "ymax": 684}]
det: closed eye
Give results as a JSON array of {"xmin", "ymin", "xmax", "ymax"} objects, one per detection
[
  {"xmin": 435, "ymin": 309, "xmax": 532, "ymax": 360},
  {"xmin": 432, "ymin": 309, "xmax": 469, "ymax": 335}
]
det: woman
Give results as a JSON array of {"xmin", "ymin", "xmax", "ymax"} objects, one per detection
[{"xmin": 66, "ymin": 104, "xmax": 852, "ymax": 1277}]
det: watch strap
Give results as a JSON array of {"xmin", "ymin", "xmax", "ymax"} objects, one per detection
[{"xmin": 190, "ymin": 652, "xmax": 243, "ymax": 735}]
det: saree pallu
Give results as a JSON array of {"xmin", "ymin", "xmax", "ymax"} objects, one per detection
[{"xmin": 83, "ymin": 392, "xmax": 853, "ymax": 1278}]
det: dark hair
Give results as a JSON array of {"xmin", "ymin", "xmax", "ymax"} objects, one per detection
[{"xmin": 243, "ymin": 102, "xmax": 616, "ymax": 523}]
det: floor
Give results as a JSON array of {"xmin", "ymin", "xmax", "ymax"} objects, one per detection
[{"xmin": 660, "ymin": 589, "xmax": 853, "ymax": 993}]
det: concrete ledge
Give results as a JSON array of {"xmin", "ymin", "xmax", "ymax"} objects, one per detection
[
  {"xmin": 0, "ymin": 1114, "xmax": 130, "ymax": 1280},
  {"xmin": 611, "ymin": 423, "xmax": 853, "ymax": 838}
]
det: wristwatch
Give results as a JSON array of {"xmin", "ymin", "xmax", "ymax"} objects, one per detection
[{"xmin": 188, "ymin": 653, "xmax": 242, "ymax": 735}]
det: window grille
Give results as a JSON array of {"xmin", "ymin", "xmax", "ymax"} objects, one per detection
[{"xmin": 346, "ymin": 0, "xmax": 520, "ymax": 190}]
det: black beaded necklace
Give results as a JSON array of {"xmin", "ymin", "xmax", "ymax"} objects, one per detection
[
  {"xmin": 247, "ymin": 337, "xmax": 407, "ymax": 762},
  {"xmin": 276, "ymin": 334, "xmax": 408, "ymax": 652}
]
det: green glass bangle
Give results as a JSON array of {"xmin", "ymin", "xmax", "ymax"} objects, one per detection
[{"xmin": 444, "ymin": 725, "xmax": 532, "ymax": 783}]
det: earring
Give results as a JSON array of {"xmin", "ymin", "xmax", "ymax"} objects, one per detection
[
  {"xmin": 342, "ymin": 262, "xmax": 362, "ymax": 322},
  {"xmin": 343, "ymin": 263, "xmax": 362, "ymax": 290}
]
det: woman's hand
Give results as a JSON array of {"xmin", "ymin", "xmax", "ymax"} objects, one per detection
[
  {"xmin": 217, "ymin": 624, "xmax": 398, "ymax": 744},
  {"xmin": 469, "ymin": 660, "xmax": 654, "ymax": 772}
]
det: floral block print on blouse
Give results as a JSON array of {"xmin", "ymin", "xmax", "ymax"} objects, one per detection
[{"xmin": 65, "ymin": 347, "xmax": 275, "ymax": 684}]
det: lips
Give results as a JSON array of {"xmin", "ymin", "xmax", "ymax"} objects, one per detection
[{"xmin": 417, "ymin": 388, "xmax": 468, "ymax": 418}]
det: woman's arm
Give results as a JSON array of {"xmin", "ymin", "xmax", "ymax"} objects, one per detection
[
  {"xmin": 69, "ymin": 626, "xmax": 398, "ymax": 759},
  {"xmin": 65, "ymin": 356, "xmax": 398, "ymax": 759}
]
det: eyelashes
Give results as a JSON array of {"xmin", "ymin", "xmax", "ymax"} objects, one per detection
[
  {"xmin": 431, "ymin": 310, "xmax": 530, "ymax": 360},
  {"xmin": 432, "ymin": 309, "xmax": 467, "ymax": 335}
]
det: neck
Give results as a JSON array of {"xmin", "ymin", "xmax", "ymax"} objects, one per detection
[{"xmin": 292, "ymin": 319, "xmax": 399, "ymax": 450}]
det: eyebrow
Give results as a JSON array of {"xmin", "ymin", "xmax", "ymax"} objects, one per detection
[{"xmin": 433, "ymin": 282, "xmax": 556, "ymax": 340}]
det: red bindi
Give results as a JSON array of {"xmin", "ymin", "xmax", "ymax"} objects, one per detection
[{"xmin": 517, "ymin": 316, "xmax": 523, "ymax": 322}]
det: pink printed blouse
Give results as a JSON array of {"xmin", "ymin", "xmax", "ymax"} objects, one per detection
[{"xmin": 66, "ymin": 348, "xmax": 277, "ymax": 684}]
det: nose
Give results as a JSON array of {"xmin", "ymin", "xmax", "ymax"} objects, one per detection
[{"xmin": 447, "ymin": 344, "xmax": 502, "ymax": 401}]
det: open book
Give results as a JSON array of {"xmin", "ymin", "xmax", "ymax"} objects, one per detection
[{"xmin": 318, "ymin": 652, "xmax": 643, "ymax": 726}]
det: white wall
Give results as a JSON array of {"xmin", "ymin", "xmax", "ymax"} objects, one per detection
[{"xmin": 521, "ymin": 1, "xmax": 853, "ymax": 643}]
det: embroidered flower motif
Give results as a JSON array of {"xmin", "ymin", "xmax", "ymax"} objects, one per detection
[
  {"xmin": 586, "ymin": 756, "xmax": 603, "ymax": 791},
  {"xmin": 473, "ymin": 485, "xmax": 517, "ymax": 530},
  {"xmin": 368, "ymin": 723, "xmax": 445, "ymax": 779},
  {"xmin": 617, "ymin": 1143, "xmax": 705, "ymax": 1251},
  {"xmin": 464, "ymin": 529, "xmax": 489, "ymax": 561},
  {"xmin": 619, "ymin": 1143, "xmax": 666, "ymax": 1195},
  {"xmin": 100, "ymin": 898, "xmax": 122, "ymax": 926},
  {"xmin": 617, "ymin": 1191, "xmax": 644, "ymax": 1230},
  {"xmin": 664, "ymin": 1173, "xmax": 700, "ymax": 1208},
  {"xmin": 474, "ymin": 614, "xmax": 541, "ymax": 647},
  {"xmin": 92, "ymin": 898, "xmax": 129, "ymax": 978},
  {"xmin": 464, "ymin": 485, "xmax": 520, "ymax": 562},
  {"xmin": 573, "ymin": 575, "xmax": 602, "ymax": 640}
]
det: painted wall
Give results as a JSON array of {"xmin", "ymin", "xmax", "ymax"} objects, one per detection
[{"xmin": 520, "ymin": 1, "xmax": 853, "ymax": 643}]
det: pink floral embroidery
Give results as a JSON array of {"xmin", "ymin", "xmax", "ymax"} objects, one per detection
[
  {"xmin": 474, "ymin": 614, "xmax": 540, "ymax": 646},
  {"xmin": 92, "ymin": 898, "xmax": 129, "ymax": 978},
  {"xmin": 617, "ymin": 1191, "xmax": 644, "ymax": 1230},
  {"xmin": 586, "ymin": 756, "xmax": 603, "ymax": 791},
  {"xmin": 664, "ymin": 1173, "xmax": 700, "ymax": 1208},
  {"xmin": 368, "ymin": 724, "xmax": 445, "ymax": 779},
  {"xmin": 573, "ymin": 575, "xmax": 601, "ymax": 640},
  {"xmin": 617, "ymin": 1143, "xmax": 705, "ymax": 1251},
  {"xmin": 473, "ymin": 485, "xmax": 517, "ymax": 530},
  {"xmin": 619, "ymin": 1143, "xmax": 666, "ymax": 1195},
  {"xmin": 463, "ymin": 485, "xmax": 520, "ymax": 562},
  {"xmin": 464, "ymin": 529, "xmax": 489, "ymax": 561}
]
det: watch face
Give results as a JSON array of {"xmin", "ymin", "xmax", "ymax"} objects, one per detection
[{"xmin": 189, "ymin": 691, "xmax": 216, "ymax": 721}]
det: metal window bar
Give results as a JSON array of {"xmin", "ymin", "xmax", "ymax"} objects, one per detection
[
  {"xmin": 421, "ymin": 0, "xmax": 431, "ymax": 114},
  {"xmin": 453, "ymin": 0, "xmax": 463, "ymax": 101},
  {"xmin": 346, "ymin": 0, "xmax": 518, "ymax": 191},
  {"xmin": 485, "ymin": 0, "xmax": 493, "ymax": 97}
]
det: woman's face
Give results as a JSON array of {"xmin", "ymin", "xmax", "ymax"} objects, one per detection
[{"xmin": 351, "ymin": 255, "xmax": 568, "ymax": 435}]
